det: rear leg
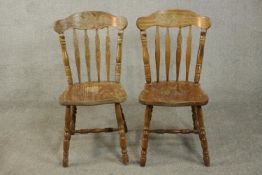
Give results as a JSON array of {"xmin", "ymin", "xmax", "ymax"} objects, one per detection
[
  {"xmin": 120, "ymin": 104, "xmax": 128, "ymax": 133},
  {"xmin": 196, "ymin": 106, "xmax": 210, "ymax": 166}
]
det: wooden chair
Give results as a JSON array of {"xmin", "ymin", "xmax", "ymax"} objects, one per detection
[
  {"xmin": 54, "ymin": 11, "xmax": 129, "ymax": 167},
  {"xmin": 136, "ymin": 9, "xmax": 212, "ymax": 166}
]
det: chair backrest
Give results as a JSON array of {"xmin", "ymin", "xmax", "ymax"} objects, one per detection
[
  {"xmin": 54, "ymin": 11, "xmax": 128, "ymax": 87},
  {"xmin": 136, "ymin": 9, "xmax": 211, "ymax": 84}
]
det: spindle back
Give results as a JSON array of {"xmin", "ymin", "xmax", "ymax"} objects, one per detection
[
  {"xmin": 136, "ymin": 9, "xmax": 211, "ymax": 84},
  {"xmin": 54, "ymin": 11, "xmax": 128, "ymax": 86}
]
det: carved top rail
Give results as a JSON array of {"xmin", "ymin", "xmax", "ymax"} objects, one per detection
[
  {"xmin": 54, "ymin": 11, "xmax": 128, "ymax": 33},
  {"xmin": 136, "ymin": 9, "xmax": 211, "ymax": 30}
]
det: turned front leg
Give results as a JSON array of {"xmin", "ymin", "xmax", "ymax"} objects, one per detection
[
  {"xmin": 115, "ymin": 103, "xmax": 129, "ymax": 164},
  {"xmin": 63, "ymin": 106, "xmax": 72, "ymax": 167},
  {"xmin": 140, "ymin": 105, "xmax": 153, "ymax": 167},
  {"xmin": 197, "ymin": 106, "xmax": 210, "ymax": 166}
]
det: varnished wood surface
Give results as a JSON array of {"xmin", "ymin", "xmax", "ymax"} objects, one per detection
[
  {"xmin": 196, "ymin": 106, "xmax": 210, "ymax": 166},
  {"xmin": 176, "ymin": 28, "xmax": 182, "ymax": 81},
  {"xmin": 54, "ymin": 11, "xmax": 127, "ymax": 33},
  {"xmin": 185, "ymin": 26, "xmax": 192, "ymax": 81},
  {"xmin": 74, "ymin": 128, "xmax": 118, "ymax": 134},
  {"xmin": 137, "ymin": 9, "xmax": 211, "ymax": 83},
  {"xmin": 55, "ymin": 11, "xmax": 129, "ymax": 166},
  {"xmin": 73, "ymin": 29, "xmax": 81, "ymax": 83},
  {"xmin": 84, "ymin": 30, "xmax": 91, "ymax": 81},
  {"xmin": 139, "ymin": 81, "xmax": 208, "ymax": 106},
  {"xmin": 191, "ymin": 106, "xmax": 198, "ymax": 130},
  {"xmin": 105, "ymin": 28, "xmax": 111, "ymax": 81},
  {"xmin": 59, "ymin": 81, "xmax": 127, "ymax": 106},
  {"xmin": 194, "ymin": 30, "xmax": 207, "ymax": 83},
  {"xmin": 155, "ymin": 26, "xmax": 160, "ymax": 82},
  {"xmin": 115, "ymin": 103, "xmax": 129, "ymax": 164},
  {"xmin": 165, "ymin": 28, "xmax": 170, "ymax": 81},
  {"xmin": 149, "ymin": 128, "xmax": 198, "ymax": 134},
  {"xmin": 55, "ymin": 11, "xmax": 127, "ymax": 85},
  {"xmin": 137, "ymin": 9, "xmax": 211, "ymax": 167},
  {"xmin": 140, "ymin": 31, "xmax": 151, "ymax": 83},
  {"xmin": 95, "ymin": 29, "xmax": 101, "ymax": 81},
  {"xmin": 115, "ymin": 30, "xmax": 124, "ymax": 82},
  {"xmin": 58, "ymin": 35, "xmax": 73, "ymax": 86},
  {"xmin": 63, "ymin": 106, "xmax": 71, "ymax": 167},
  {"xmin": 140, "ymin": 105, "xmax": 153, "ymax": 166},
  {"xmin": 136, "ymin": 9, "xmax": 211, "ymax": 30},
  {"xmin": 70, "ymin": 106, "xmax": 77, "ymax": 134}
]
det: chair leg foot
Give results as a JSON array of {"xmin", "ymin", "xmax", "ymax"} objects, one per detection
[
  {"xmin": 140, "ymin": 105, "xmax": 153, "ymax": 167},
  {"xmin": 120, "ymin": 104, "xmax": 128, "ymax": 133},
  {"xmin": 140, "ymin": 156, "xmax": 146, "ymax": 167},
  {"xmin": 115, "ymin": 103, "xmax": 129, "ymax": 165},
  {"xmin": 63, "ymin": 106, "xmax": 72, "ymax": 167},
  {"xmin": 196, "ymin": 106, "xmax": 210, "ymax": 167},
  {"xmin": 62, "ymin": 159, "xmax": 68, "ymax": 167}
]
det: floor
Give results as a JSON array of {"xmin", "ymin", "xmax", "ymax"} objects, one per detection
[{"xmin": 1, "ymin": 101, "xmax": 261, "ymax": 175}]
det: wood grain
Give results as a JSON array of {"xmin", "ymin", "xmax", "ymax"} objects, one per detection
[
  {"xmin": 165, "ymin": 28, "xmax": 171, "ymax": 81},
  {"xmin": 140, "ymin": 105, "xmax": 153, "ymax": 166},
  {"xmin": 139, "ymin": 81, "xmax": 208, "ymax": 106},
  {"xmin": 191, "ymin": 106, "xmax": 198, "ymax": 130},
  {"xmin": 54, "ymin": 11, "xmax": 127, "ymax": 83},
  {"xmin": 197, "ymin": 106, "xmax": 210, "ymax": 166},
  {"xmin": 120, "ymin": 104, "xmax": 128, "ymax": 133},
  {"xmin": 73, "ymin": 29, "xmax": 81, "ymax": 83},
  {"xmin": 136, "ymin": 9, "xmax": 211, "ymax": 30},
  {"xmin": 54, "ymin": 11, "xmax": 127, "ymax": 33},
  {"xmin": 137, "ymin": 9, "xmax": 211, "ymax": 167},
  {"xmin": 95, "ymin": 29, "xmax": 101, "ymax": 81},
  {"xmin": 149, "ymin": 128, "xmax": 198, "ymax": 134},
  {"xmin": 58, "ymin": 34, "xmax": 73, "ymax": 86},
  {"xmin": 194, "ymin": 30, "xmax": 207, "ymax": 84},
  {"xmin": 140, "ymin": 30, "xmax": 151, "ymax": 83},
  {"xmin": 115, "ymin": 103, "xmax": 129, "ymax": 164},
  {"xmin": 137, "ymin": 9, "xmax": 211, "ymax": 83},
  {"xmin": 63, "ymin": 106, "xmax": 71, "ymax": 167},
  {"xmin": 155, "ymin": 26, "xmax": 160, "ymax": 82},
  {"xmin": 115, "ymin": 30, "xmax": 124, "ymax": 82},
  {"xmin": 70, "ymin": 106, "xmax": 77, "ymax": 134},
  {"xmin": 185, "ymin": 26, "xmax": 192, "ymax": 81},
  {"xmin": 59, "ymin": 81, "xmax": 127, "ymax": 106},
  {"xmin": 84, "ymin": 30, "xmax": 91, "ymax": 82},
  {"xmin": 176, "ymin": 27, "xmax": 182, "ymax": 81},
  {"xmin": 105, "ymin": 27, "xmax": 111, "ymax": 81},
  {"xmin": 74, "ymin": 128, "xmax": 118, "ymax": 134},
  {"xmin": 54, "ymin": 11, "xmax": 129, "ymax": 166}
]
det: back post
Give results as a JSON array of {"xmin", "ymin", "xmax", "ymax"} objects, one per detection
[
  {"xmin": 58, "ymin": 34, "xmax": 73, "ymax": 87},
  {"xmin": 194, "ymin": 29, "xmax": 207, "ymax": 84},
  {"xmin": 115, "ymin": 30, "xmax": 124, "ymax": 83},
  {"xmin": 140, "ymin": 30, "xmax": 151, "ymax": 83}
]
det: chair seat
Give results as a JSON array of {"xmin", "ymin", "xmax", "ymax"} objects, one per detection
[
  {"xmin": 59, "ymin": 81, "xmax": 127, "ymax": 106},
  {"xmin": 139, "ymin": 81, "xmax": 208, "ymax": 106}
]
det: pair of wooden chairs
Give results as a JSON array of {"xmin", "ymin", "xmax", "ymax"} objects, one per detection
[{"xmin": 54, "ymin": 9, "xmax": 211, "ymax": 167}]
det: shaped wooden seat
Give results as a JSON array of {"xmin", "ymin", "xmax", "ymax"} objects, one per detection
[
  {"xmin": 139, "ymin": 81, "xmax": 208, "ymax": 106},
  {"xmin": 54, "ymin": 11, "xmax": 128, "ymax": 167},
  {"xmin": 136, "ymin": 9, "xmax": 211, "ymax": 167},
  {"xmin": 59, "ymin": 82, "xmax": 127, "ymax": 106}
]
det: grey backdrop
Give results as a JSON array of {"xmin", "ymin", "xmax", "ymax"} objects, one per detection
[{"xmin": 0, "ymin": 0, "xmax": 262, "ymax": 175}]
